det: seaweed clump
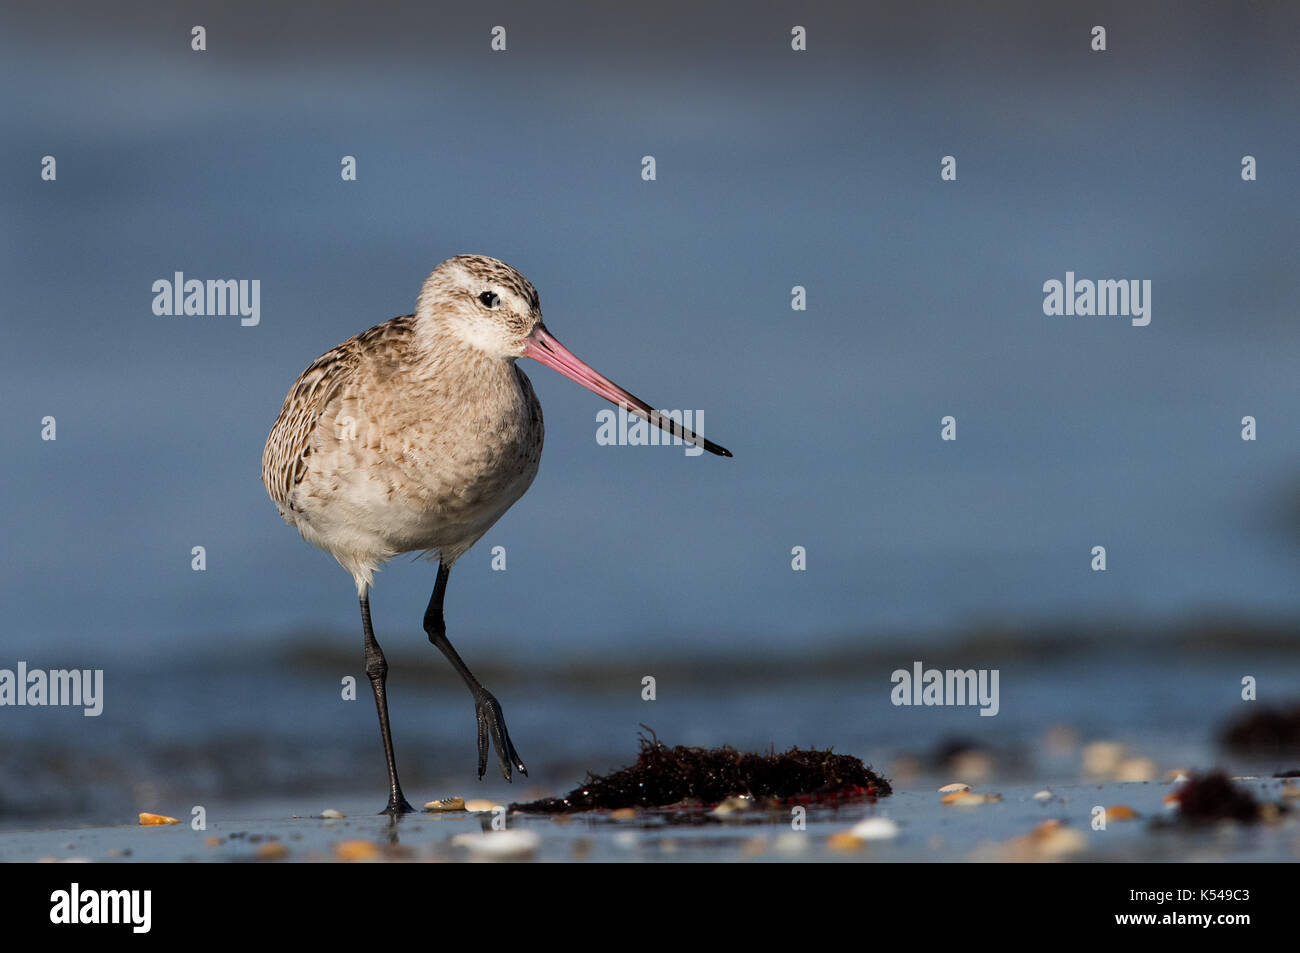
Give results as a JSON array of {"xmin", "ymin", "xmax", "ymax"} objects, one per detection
[
  {"xmin": 511, "ymin": 730, "xmax": 891, "ymax": 814},
  {"xmin": 1219, "ymin": 704, "xmax": 1300, "ymax": 756},
  {"xmin": 1175, "ymin": 771, "xmax": 1261, "ymax": 824}
]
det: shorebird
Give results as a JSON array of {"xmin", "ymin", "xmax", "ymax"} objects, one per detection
[{"xmin": 262, "ymin": 255, "xmax": 730, "ymax": 814}]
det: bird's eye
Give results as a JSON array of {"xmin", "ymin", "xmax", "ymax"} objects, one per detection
[{"xmin": 479, "ymin": 291, "xmax": 501, "ymax": 309}]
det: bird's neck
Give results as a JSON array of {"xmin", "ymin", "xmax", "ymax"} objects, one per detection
[{"xmin": 411, "ymin": 321, "xmax": 520, "ymax": 396}]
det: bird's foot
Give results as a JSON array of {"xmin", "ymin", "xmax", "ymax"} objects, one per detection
[
  {"xmin": 379, "ymin": 793, "xmax": 416, "ymax": 816},
  {"xmin": 474, "ymin": 690, "xmax": 527, "ymax": 781}
]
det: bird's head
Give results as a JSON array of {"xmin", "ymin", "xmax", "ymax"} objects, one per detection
[
  {"xmin": 416, "ymin": 254, "xmax": 542, "ymax": 359},
  {"xmin": 416, "ymin": 254, "xmax": 731, "ymax": 457}
]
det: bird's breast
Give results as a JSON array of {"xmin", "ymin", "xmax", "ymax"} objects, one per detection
[{"xmin": 291, "ymin": 357, "xmax": 544, "ymax": 554}]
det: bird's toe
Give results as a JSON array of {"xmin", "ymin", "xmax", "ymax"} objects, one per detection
[{"xmin": 474, "ymin": 692, "xmax": 525, "ymax": 782}]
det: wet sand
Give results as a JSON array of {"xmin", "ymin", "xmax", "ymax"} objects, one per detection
[
  {"xmin": 3, "ymin": 776, "xmax": 1296, "ymax": 863},
  {"xmin": 5, "ymin": 639, "xmax": 1299, "ymax": 862}
]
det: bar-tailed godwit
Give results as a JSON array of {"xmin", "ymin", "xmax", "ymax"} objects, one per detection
[{"xmin": 262, "ymin": 255, "xmax": 730, "ymax": 813}]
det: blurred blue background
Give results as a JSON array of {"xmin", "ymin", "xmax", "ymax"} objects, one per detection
[{"xmin": 2, "ymin": 2, "xmax": 1298, "ymax": 822}]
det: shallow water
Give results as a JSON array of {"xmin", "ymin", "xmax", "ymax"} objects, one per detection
[
  {"xmin": 3, "ymin": 777, "xmax": 1297, "ymax": 863},
  {"xmin": 2, "ymin": 639, "xmax": 1298, "ymax": 860}
]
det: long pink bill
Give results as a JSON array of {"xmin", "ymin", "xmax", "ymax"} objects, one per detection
[{"xmin": 523, "ymin": 324, "xmax": 732, "ymax": 458}]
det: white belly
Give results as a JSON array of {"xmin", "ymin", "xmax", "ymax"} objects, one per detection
[{"xmin": 281, "ymin": 362, "xmax": 544, "ymax": 590}]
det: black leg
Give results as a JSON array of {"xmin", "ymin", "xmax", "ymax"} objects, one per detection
[
  {"xmin": 424, "ymin": 562, "xmax": 527, "ymax": 781},
  {"xmin": 361, "ymin": 591, "xmax": 415, "ymax": 815}
]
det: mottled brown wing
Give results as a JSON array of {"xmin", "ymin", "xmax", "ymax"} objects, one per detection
[{"xmin": 261, "ymin": 315, "xmax": 414, "ymax": 512}]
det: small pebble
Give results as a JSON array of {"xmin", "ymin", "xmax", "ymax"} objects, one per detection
[
  {"xmin": 1033, "ymin": 821, "xmax": 1086, "ymax": 858},
  {"xmin": 850, "ymin": 817, "xmax": 900, "ymax": 841},
  {"xmin": 464, "ymin": 799, "xmax": 501, "ymax": 813},
  {"xmin": 1116, "ymin": 757, "xmax": 1157, "ymax": 783},
  {"xmin": 451, "ymin": 829, "xmax": 541, "ymax": 860},
  {"xmin": 1033, "ymin": 789, "xmax": 1053, "ymax": 802},
  {"xmin": 774, "ymin": 832, "xmax": 809, "ymax": 855},
  {"xmin": 205, "ymin": 836, "xmax": 221, "ymax": 847},
  {"xmin": 708, "ymin": 797, "xmax": 751, "ymax": 817},
  {"xmin": 938, "ymin": 782, "xmax": 971, "ymax": 794},
  {"xmin": 424, "ymin": 798, "xmax": 466, "ymax": 812},
  {"xmin": 1082, "ymin": 741, "xmax": 1126, "ymax": 778},
  {"xmin": 610, "ymin": 807, "xmax": 638, "ymax": 820},
  {"xmin": 827, "ymin": 832, "xmax": 865, "ymax": 851},
  {"xmin": 1106, "ymin": 804, "xmax": 1139, "ymax": 821},
  {"xmin": 334, "ymin": 840, "xmax": 381, "ymax": 862},
  {"xmin": 997, "ymin": 819, "xmax": 1086, "ymax": 861},
  {"xmin": 319, "ymin": 809, "xmax": 345, "ymax": 819},
  {"xmin": 138, "ymin": 813, "xmax": 181, "ymax": 826},
  {"xmin": 612, "ymin": 831, "xmax": 639, "ymax": 849}
]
